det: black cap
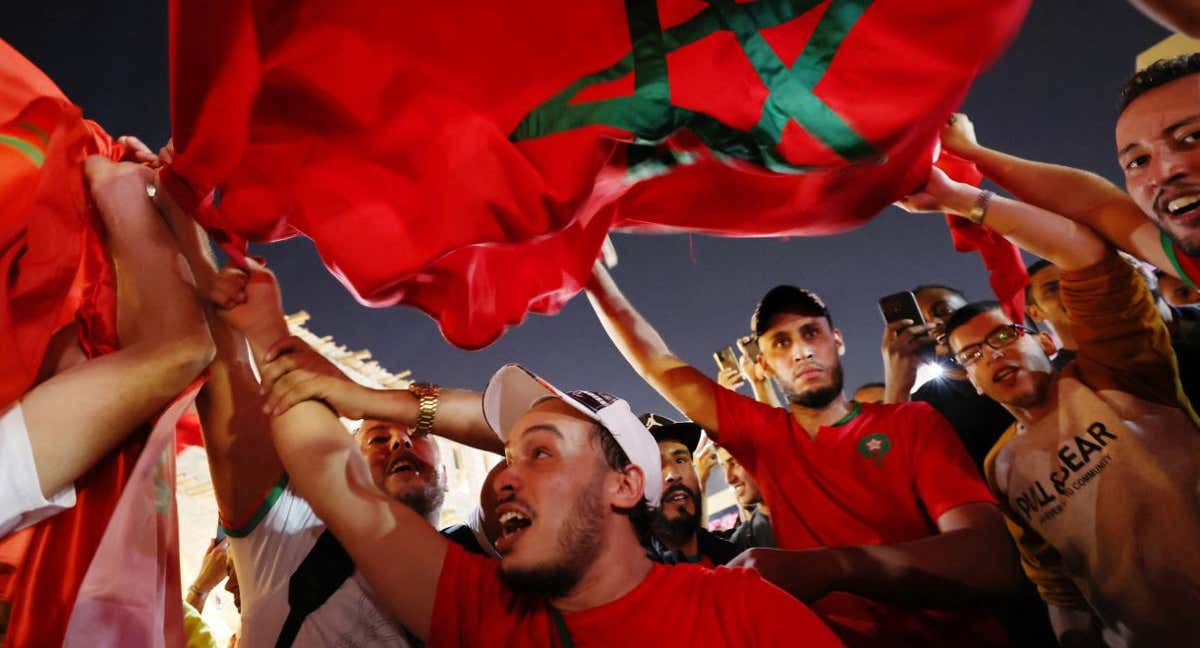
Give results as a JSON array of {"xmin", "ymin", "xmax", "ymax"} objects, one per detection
[
  {"xmin": 751, "ymin": 285, "xmax": 831, "ymax": 336},
  {"xmin": 639, "ymin": 413, "xmax": 703, "ymax": 454}
]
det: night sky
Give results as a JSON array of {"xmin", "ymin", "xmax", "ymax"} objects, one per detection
[{"xmin": 4, "ymin": 2, "xmax": 1169, "ymax": 416}]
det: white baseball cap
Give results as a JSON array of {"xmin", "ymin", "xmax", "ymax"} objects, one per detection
[{"xmin": 482, "ymin": 364, "xmax": 662, "ymax": 507}]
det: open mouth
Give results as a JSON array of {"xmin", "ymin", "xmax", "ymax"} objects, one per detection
[
  {"xmin": 992, "ymin": 366, "xmax": 1019, "ymax": 383},
  {"xmin": 387, "ymin": 456, "xmax": 418, "ymax": 476},
  {"xmin": 495, "ymin": 509, "xmax": 532, "ymax": 554},
  {"xmin": 1165, "ymin": 193, "xmax": 1200, "ymax": 218},
  {"xmin": 664, "ymin": 490, "xmax": 691, "ymax": 505}
]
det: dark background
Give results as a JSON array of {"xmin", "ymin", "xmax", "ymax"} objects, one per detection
[{"xmin": 2, "ymin": 2, "xmax": 1169, "ymax": 415}]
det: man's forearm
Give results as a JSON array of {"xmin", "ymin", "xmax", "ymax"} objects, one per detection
[
  {"xmin": 827, "ymin": 527, "xmax": 1022, "ymax": 608},
  {"xmin": 351, "ymin": 387, "xmax": 503, "ymax": 455},
  {"xmin": 953, "ymin": 143, "xmax": 1169, "ymax": 271},
  {"xmin": 585, "ymin": 265, "xmax": 722, "ymax": 432},
  {"xmin": 953, "ymin": 144, "xmax": 1124, "ymax": 221},
  {"xmin": 936, "ymin": 181, "xmax": 1108, "ymax": 271},
  {"xmin": 585, "ymin": 265, "xmax": 680, "ymax": 382}
]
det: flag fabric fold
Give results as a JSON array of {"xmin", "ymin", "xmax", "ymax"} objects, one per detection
[
  {"xmin": 166, "ymin": 0, "xmax": 1032, "ymax": 349},
  {"xmin": 0, "ymin": 38, "xmax": 148, "ymax": 648}
]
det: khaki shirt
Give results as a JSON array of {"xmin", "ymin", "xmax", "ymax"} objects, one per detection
[{"xmin": 985, "ymin": 252, "xmax": 1200, "ymax": 647}]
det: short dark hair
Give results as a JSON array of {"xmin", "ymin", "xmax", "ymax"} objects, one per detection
[
  {"xmin": 942, "ymin": 300, "xmax": 1005, "ymax": 347},
  {"xmin": 592, "ymin": 425, "xmax": 653, "ymax": 545},
  {"xmin": 751, "ymin": 285, "xmax": 833, "ymax": 336},
  {"xmin": 1024, "ymin": 259, "xmax": 1054, "ymax": 307},
  {"xmin": 912, "ymin": 284, "xmax": 965, "ymax": 301},
  {"xmin": 1120, "ymin": 53, "xmax": 1200, "ymax": 113}
]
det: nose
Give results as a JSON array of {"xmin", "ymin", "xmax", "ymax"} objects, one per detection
[
  {"xmin": 1150, "ymin": 149, "xmax": 1189, "ymax": 189},
  {"xmin": 494, "ymin": 462, "xmax": 519, "ymax": 496},
  {"xmin": 390, "ymin": 432, "xmax": 415, "ymax": 451},
  {"xmin": 982, "ymin": 345, "xmax": 1006, "ymax": 367},
  {"xmin": 793, "ymin": 344, "xmax": 813, "ymax": 362},
  {"xmin": 663, "ymin": 465, "xmax": 682, "ymax": 484}
]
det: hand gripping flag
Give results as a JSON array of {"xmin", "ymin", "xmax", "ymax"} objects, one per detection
[{"xmin": 167, "ymin": 0, "xmax": 1031, "ymax": 349}]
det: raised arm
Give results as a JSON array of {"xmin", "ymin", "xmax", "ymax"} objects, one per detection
[
  {"xmin": 153, "ymin": 174, "xmax": 285, "ymax": 528},
  {"xmin": 898, "ymin": 165, "xmax": 1109, "ymax": 272},
  {"xmin": 254, "ymin": 336, "xmax": 502, "ymax": 455},
  {"xmin": 941, "ymin": 114, "xmax": 1172, "ymax": 274},
  {"xmin": 19, "ymin": 158, "xmax": 214, "ymax": 500},
  {"xmin": 216, "ymin": 263, "xmax": 448, "ymax": 641},
  {"xmin": 584, "ymin": 263, "xmax": 723, "ymax": 436}
]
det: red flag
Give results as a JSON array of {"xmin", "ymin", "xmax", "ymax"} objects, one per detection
[
  {"xmin": 0, "ymin": 39, "xmax": 138, "ymax": 648},
  {"xmin": 167, "ymin": 0, "xmax": 1031, "ymax": 348}
]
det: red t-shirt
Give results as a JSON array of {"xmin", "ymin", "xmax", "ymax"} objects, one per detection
[
  {"xmin": 715, "ymin": 389, "xmax": 1004, "ymax": 648},
  {"xmin": 429, "ymin": 542, "xmax": 843, "ymax": 647}
]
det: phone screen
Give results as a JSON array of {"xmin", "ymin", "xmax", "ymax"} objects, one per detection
[{"xmin": 878, "ymin": 291, "xmax": 925, "ymax": 326}]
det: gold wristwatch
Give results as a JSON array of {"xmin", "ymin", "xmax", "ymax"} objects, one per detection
[
  {"xmin": 968, "ymin": 189, "xmax": 994, "ymax": 225},
  {"xmin": 409, "ymin": 382, "xmax": 441, "ymax": 436}
]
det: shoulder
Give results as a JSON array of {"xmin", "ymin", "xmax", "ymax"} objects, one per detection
[
  {"xmin": 859, "ymin": 400, "xmax": 948, "ymax": 433},
  {"xmin": 715, "ymin": 385, "xmax": 788, "ymax": 421},
  {"xmin": 224, "ymin": 478, "xmax": 320, "ymax": 541},
  {"xmin": 982, "ymin": 423, "xmax": 1020, "ymax": 493}
]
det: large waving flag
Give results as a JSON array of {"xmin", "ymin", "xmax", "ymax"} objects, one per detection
[
  {"xmin": 0, "ymin": 39, "xmax": 155, "ymax": 648},
  {"xmin": 166, "ymin": 0, "xmax": 1031, "ymax": 348}
]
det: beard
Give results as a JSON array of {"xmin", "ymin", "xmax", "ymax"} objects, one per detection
[
  {"xmin": 650, "ymin": 485, "xmax": 701, "ymax": 547},
  {"xmin": 393, "ymin": 476, "xmax": 446, "ymax": 522},
  {"xmin": 784, "ymin": 362, "xmax": 845, "ymax": 408},
  {"xmin": 499, "ymin": 471, "xmax": 606, "ymax": 601},
  {"xmin": 1001, "ymin": 371, "xmax": 1053, "ymax": 410},
  {"xmin": 1171, "ymin": 229, "xmax": 1200, "ymax": 257}
]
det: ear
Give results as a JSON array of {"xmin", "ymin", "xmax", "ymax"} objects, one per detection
[
  {"xmin": 610, "ymin": 463, "xmax": 647, "ymax": 509},
  {"xmin": 756, "ymin": 349, "xmax": 776, "ymax": 379},
  {"xmin": 1036, "ymin": 331, "xmax": 1058, "ymax": 357},
  {"xmin": 1026, "ymin": 304, "xmax": 1045, "ymax": 324},
  {"xmin": 833, "ymin": 328, "xmax": 846, "ymax": 357}
]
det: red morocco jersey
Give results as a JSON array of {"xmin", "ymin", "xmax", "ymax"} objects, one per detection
[
  {"xmin": 714, "ymin": 388, "xmax": 1003, "ymax": 648},
  {"xmin": 429, "ymin": 543, "xmax": 843, "ymax": 647}
]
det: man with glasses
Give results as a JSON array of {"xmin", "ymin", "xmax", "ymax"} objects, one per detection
[
  {"xmin": 901, "ymin": 155, "xmax": 1200, "ymax": 646},
  {"xmin": 881, "ymin": 284, "xmax": 1016, "ymax": 471}
]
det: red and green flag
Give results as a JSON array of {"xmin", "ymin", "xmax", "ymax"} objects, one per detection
[{"xmin": 165, "ymin": 0, "xmax": 1031, "ymax": 348}]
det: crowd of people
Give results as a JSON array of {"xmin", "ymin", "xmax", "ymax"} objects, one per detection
[{"xmin": 5, "ymin": 7, "xmax": 1200, "ymax": 648}]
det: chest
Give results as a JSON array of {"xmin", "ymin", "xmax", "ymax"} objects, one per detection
[
  {"xmin": 754, "ymin": 418, "xmax": 936, "ymax": 543},
  {"xmin": 993, "ymin": 381, "xmax": 1200, "ymax": 561}
]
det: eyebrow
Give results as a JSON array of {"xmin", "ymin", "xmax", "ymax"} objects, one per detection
[
  {"xmin": 669, "ymin": 449, "xmax": 691, "ymax": 460},
  {"xmin": 1119, "ymin": 114, "xmax": 1200, "ymax": 156},
  {"xmin": 520, "ymin": 424, "xmax": 564, "ymax": 441}
]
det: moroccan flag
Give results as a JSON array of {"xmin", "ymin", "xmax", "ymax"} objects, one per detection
[
  {"xmin": 167, "ymin": 0, "xmax": 1031, "ymax": 348},
  {"xmin": 0, "ymin": 39, "xmax": 142, "ymax": 648}
]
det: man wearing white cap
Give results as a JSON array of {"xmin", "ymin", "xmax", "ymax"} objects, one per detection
[{"xmin": 219, "ymin": 264, "xmax": 844, "ymax": 647}]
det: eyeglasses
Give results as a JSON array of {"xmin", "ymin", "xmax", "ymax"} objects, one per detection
[{"xmin": 952, "ymin": 324, "xmax": 1035, "ymax": 367}]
